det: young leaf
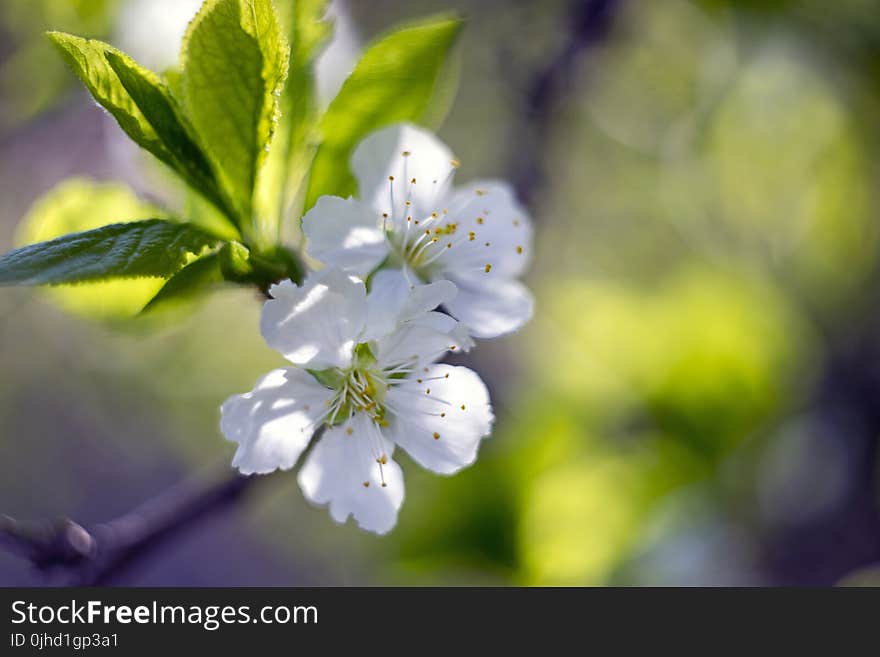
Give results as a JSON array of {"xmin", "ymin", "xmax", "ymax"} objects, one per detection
[
  {"xmin": 0, "ymin": 219, "xmax": 219, "ymax": 286},
  {"xmin": 46, "ymin": 32, "xmax": 238, "ymax": 233},
  {"xmin": 103, "ymin": 51, "xmax": 236, "ymax": 223},
  {"xmin": 304, "ymin": 15, "xmax": 463, "ymax": 210},
  {"xmin": 179, "ymin": 0, "xmax": 289, "ymax": 238},
  {"xmin": 255, "ymin": 0, "xmax": 332, "ymax": 232},
  {"xmin": 47, "ymin": 31, "xmax": 175, "ymax": 169},
  {"xmin": 15, "ymin": 178, "xmax": 171, "ymax": 320},
  {"xmin": 140, "ymin": 253, "xmax": 224, "ymax": 314}
]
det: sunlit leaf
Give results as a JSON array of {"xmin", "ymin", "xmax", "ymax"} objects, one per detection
[
  {"xmin": 304, "ymin": 15, "xmax": 462, "ymax": 210},
  {"xmin": 179, "ymin": 0, "xmax": 289, "ymax": 235},
  {"xmin": 13, "ymin": 179, "xmax": 172, "ymax": 319},
  {"xmin": 1, "ymin": 218, "xmax": 217, "ymax": 286},
  {"xmin": 255, "ymin": 0, "xmax": 332, "ymax": 240}
]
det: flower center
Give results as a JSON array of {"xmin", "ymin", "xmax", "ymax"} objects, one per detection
[
  {"xmin": 310, "ymin": 344, "xmax": 391, "ymax": 427},
  {"xmin": 384, "ymin": 211, "xmax": 462, "ymax": 280}
]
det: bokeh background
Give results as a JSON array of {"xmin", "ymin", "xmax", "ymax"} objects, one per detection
[{"xmin": 2, "ymin": 0, "xmax": 880, "ymax": 586}]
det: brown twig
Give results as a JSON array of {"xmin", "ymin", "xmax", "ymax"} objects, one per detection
[{"xmin": 2, "ymin": 466, "xmax": 258, "ymax": 585}]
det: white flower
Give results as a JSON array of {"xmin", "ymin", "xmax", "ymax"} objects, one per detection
[
  {"xmin": 303, "ymin": 123, "xmax": 534, "ymax": 339},
  {"xmin": 220, "ymin": 268, "xmax": 493, "ymax": 534}
]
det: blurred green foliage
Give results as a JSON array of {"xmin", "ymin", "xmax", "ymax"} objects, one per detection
[{"xmin": 0, "ymin": 0, "xmax": 120, "ymax": 132}]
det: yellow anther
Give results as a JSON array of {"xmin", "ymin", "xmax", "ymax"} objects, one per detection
[
  {"xmin": 345, "ymin": 427, "xmax": 353, "ymax": 436},
  {"xmin": 476, "ymin": 189, "xmax": 487, "ymax": 196},
  {"xmin": 411, "ymin": 178, "xmax": 417, "ymax": 184},
  {"xmin": 405, "ymin": 200, "xmax": 411, "ymax": 206},
  {"xmin": 389, "ymin": 175, "xmax": 394, "ymax": 181},
  {"xmin": 402, "ymin": 150, "xmax": 411, "ymax": 156},
  {"xmin": 431, "ymin": 212, "xmax": 438, "ymax": 218},
  {"xmin": 378, "ymin": 455, "xmax": 388, "ymax": 465},
  {"xmin": 451, "ymin": 159, "xmax": 460, "ymax": 168},
  {"xmin": 476, "ymin": 217, "xmax": 484, "ymax": 225},
  {"xmin": 484, "ymin": 263, "xmax": 492, "ymax": 273},
  {"xmin": 379, "ymin": 419, "xmax": 389, "ymax": 427},
  {"xmin": 516, "ymin": 245, "xmax": 523, "ymax": 254},
  {"xmin": 426, "ymin": 388, "xmax": 431, "ymax": 395},
  {"xmin": 513, "ymin": 219, "xmax": 521, "ymax": 227},
  {"xmin": 469, "ymin": 232, "xmax": 476, "ymax": 241},
  {"xmin": 444, "ymin": 373, "xmax": 449, "ymax": 378},
  {"xmin": 461, "ymin": 404, "xmax": 466, "ymax": 410},
  {"xmin": 433, "ymin": 432, "xmax": 440, "ymax": 440},
  {"xmin": 440, "ymin": 412, "xmax": 446, "ymax": 418},
  {"xmin": 363, "ymin": 481, "xmax": 370, "ymax": 488},
  {"xmin": 450, "ymin": 345, "xmax": 457, "ymax": 351}
]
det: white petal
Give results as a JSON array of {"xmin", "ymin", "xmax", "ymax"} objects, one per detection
[
  {"xmin": 297, "ymin": 413, "xmax": 404, "ymax": 535},
  {"xmin": 386, "ymin": 365, "xmax": 494, "ymax": 475},
  {"xmin": 302, "ymin": 196, "xmax": 388, "ymax": 277},
  {"xmin": 444, "ymin": 276, "xmax": 534, "ymax": 339},
  {"xmin": 351, "ymin": 123, "xmax": 457, "ymax": 223},
  {"xmin": 438, "ymin": 180, "xmax": 533, "ymax": 279},
  {"xmin": 261, "ymin": 269, "xmax": 366, "ymax": 369},
  {"xmin": 362, "ymin": 269, "xmax": 457, "ymax": 341},
  {"xmin": 376, "ymin": 311, "xmax": 471, "ymax": 371},
  {"xmin": 220, "ymin": 368, "xmax": 333, "ymax": 475}
]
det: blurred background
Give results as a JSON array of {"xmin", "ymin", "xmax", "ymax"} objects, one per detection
[{"xmin": 2, "ymin": 0, "xmax": 880, "ymax": 586}]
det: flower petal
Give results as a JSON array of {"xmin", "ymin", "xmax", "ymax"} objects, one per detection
[
  {"xmin": 443, "ymin": 276, "xmax": 534, "ymax": 339},
  {"xmin": 261, "ymin": 269, "xmax": 366, "ymax": 369},
  {"xmin": 351, "ymin": 123, "xmax": 457, "ymax": 224},
  {"xmin": 375, "ymin": 311, "xmax": 471, "ymax": 371},
  {"xmin": 297, "ymin": 413, "xmax": 404, "ymax": 535},
  {"xmin": 302, "ymin": 195, "xmax": 388, "ymax": 276},
  {"xmin": 439, "ymin": 180, "xmax": 533, "ymax": 279},
  {"xmin": 362, "ymin": 268, "xmax": 457, "ymax": 341},
  {"xmin": 221, "ymin": 368, "xmax": 333, "ymax": 475},
  {"xmin": 386, "ymin": 364, "xmax": 493, "ymax": 475}
]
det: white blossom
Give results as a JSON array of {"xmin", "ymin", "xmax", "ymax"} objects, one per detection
[
  {"xmin": 303, "ymin": 123, "xmax": 534, "ymax": 339},
  {"xmin": 220, "ymin": 268, "xmax": 493, "ymax": 534}
]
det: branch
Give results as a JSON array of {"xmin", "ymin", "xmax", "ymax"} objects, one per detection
[{"xmin": 2, "ymin": 465, "xmax": 259, "ymax": 585}]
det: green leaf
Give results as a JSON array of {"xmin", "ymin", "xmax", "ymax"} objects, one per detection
[
  {"xmin": 255, "ymin": 0, "xmax": 332, "ymax": 232},
  {"xmin": 47, "ymin": 32, "xmax": 174, "ymax": 168},
  {"xmin": 304, "ymin": 15, "xmax": 463, "ymax": 210},
  {"xmin": 140, "ymin": 253, "xmax": 224, "ymax": 314},
  {"xmin": 0, "ymin": 219, "xmax": 219, "ymax": 286},
  {"xmin": 103, "ymin": 50, "xmax": 237, "ymax": 225},
  {"xmin": 46, "ymin": 32, "xmax": 236, "ymax": 230},
  {"xmin": 14, "ymin": 178, "xmax": 171, "ymax": 319},
  {"xmin": 179, "ymin": 0, "xmax": 289, "ymax": 240},
  {"xmin": 218, "ymin": 241, "xmax": 304, "ymax": 289}
]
